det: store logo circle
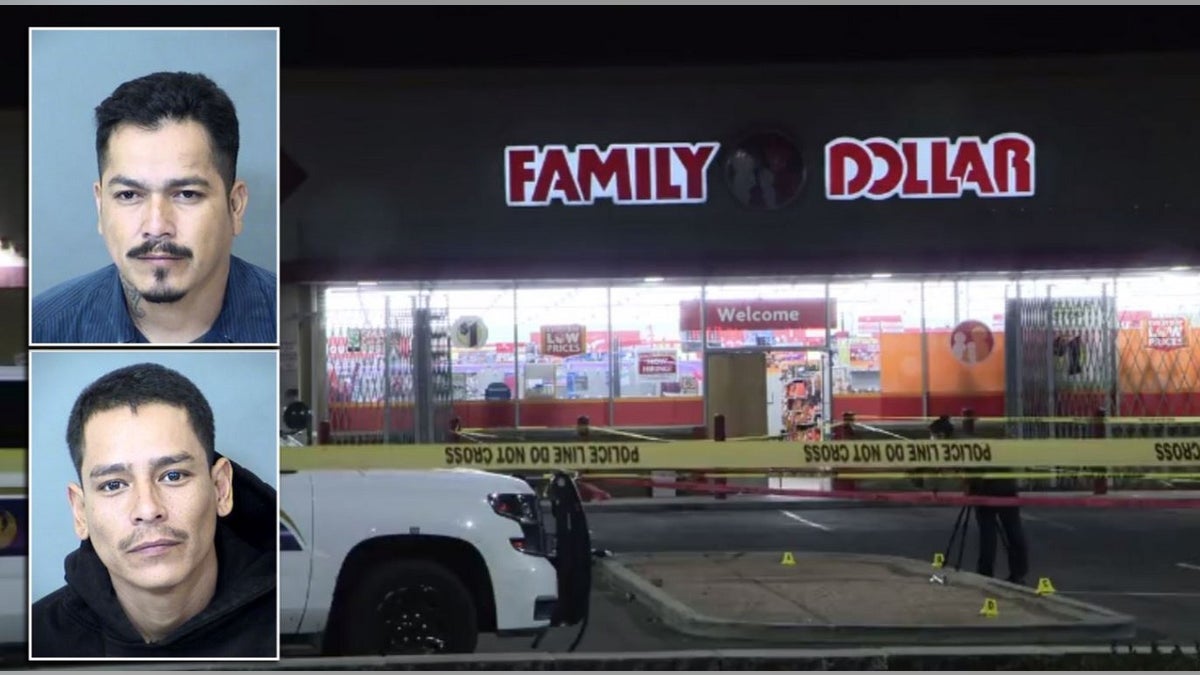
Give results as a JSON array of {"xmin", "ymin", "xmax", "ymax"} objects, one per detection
[
  {"xmin": 723, "ymin": 131, "xmax": 806, "ymax": 210},
  {"xmin": 951, "ymin": 320, "xmax": 995, "ymax": 365}
]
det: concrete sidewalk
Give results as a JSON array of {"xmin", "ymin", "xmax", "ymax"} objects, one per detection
[{"xmin": 599, "ymin": 551, "xmax": 1136, "ymax": 646}]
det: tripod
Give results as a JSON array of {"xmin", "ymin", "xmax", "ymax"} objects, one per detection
[
  {"xmin": 941, "ymin": 505, "xmax": 973, "ymax": 573},
  {"xmin": 936, "ymin": 505, "xmax": 1010, "ymax": 578}
]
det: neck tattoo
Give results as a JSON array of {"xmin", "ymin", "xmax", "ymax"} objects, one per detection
[{"xmin": 120, "ymin": 277, "xmax": 146, "ymax": 319}]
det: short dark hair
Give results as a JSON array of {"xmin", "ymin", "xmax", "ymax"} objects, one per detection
[
  {"xmin": 94, "ymin": 71, "xmax": 240, "ymax": 193},
  {"xmin": 67, "ymin": 363, "xmax": 216, "ymax": 479}
]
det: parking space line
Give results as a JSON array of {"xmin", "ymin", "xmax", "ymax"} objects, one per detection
[
  {"xmin": 1177, "ymin": 562, "xmax": 1200, "ymax": 572},
  {"xmin": 780, "ymin": 510, "xmax": 832, "ymax": 531},
  {"xmin": 1021, "ymin": 513, "xmax": 1077, "ymax": 531}
]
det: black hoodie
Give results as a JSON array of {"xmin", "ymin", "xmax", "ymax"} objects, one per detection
[{"xmin": 31, "ymin": 457, "xmax": 277, "ymax": 659}]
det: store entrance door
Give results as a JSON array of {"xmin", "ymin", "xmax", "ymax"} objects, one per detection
[
  {"xmin": 705, "ymin": 351, "xmax": 768, "ymax": 438},
  {"xmin": 706, "ymin": 347, "xmax": 833, "ymax": 493},
  {"xmin": 767, "ymin": 350, "xmax": 831, "ymax": 440},
  {"xmin": 706, "ymin": 348, "xmax": 832, "ymax": 440}
]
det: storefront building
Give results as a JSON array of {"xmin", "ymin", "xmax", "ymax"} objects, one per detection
[{"xmin": 277, "ymin": 52, "xmax": 1200, "ymax": 441}]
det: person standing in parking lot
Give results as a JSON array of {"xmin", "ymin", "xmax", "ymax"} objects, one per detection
[{"xmin": 930, "ymin": 413, "xmax": 1030, "ymax": 584}]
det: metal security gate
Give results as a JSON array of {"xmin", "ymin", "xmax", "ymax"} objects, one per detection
[
  {"xmin": 325, "ymin": 292, "xmax": 454, "ymax": 443},
  {"xmin": 1005, "ymin": 293, "xmax": 1118, "ymax": 439},
  {"xmin": 410, "ymin": 302, "xmax": 454, "ymax": 443},
  {"xmin": 1006, "ymin": 277, "xmax": 1200, "ymax": 433}
]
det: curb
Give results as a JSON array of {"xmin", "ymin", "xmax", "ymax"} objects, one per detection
[
  {"xmin": 38, "ymin": 644, "xmax": 1200, "ymax": 671},
  {"xmin": 598, "ymin": 552, "xmax": 1137, "ymax": 646}
]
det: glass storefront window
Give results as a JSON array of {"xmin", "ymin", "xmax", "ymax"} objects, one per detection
[
  {"xmin": 923, "ymin": 280, "xmax": 958, "ymax": 331},
  {"xmin": 959, "ymin": 279, "xmax": 1010, "ymax": 334},
  {"xmin": 325, "ymin": 286, "xmax": 418, "ymax": 407},
  {"xmin": 437, "ymin": 288, "xmax": 517, "ymax": 402},
  {"xmin": 923, "ymin": 281, "xmax": 1005, "ymax": 418},
  {"xmin": 1114, "ymin": 270, "xmax": 1200, "ymax": 417},
  {"xmin": 323, "ymin": 285, "xmax": 423, "ymax": 439},
  {"xmin": 609, "ymin": 283, "xmax": 703, "ymax": 396},
  {"xmin": 825, "ymin": 280, "xmax": 921, "ymax": 419},
  {"xmin": 316, "ymin": 268, "xmax": 1200, "ymax": 436},
  {"xmin": 609, "ymin": 283, "xmax": 704, "ymax": 427},
  {"xmin": 515, "ymin": 286, "xmax": 611, "ymax": 425}
]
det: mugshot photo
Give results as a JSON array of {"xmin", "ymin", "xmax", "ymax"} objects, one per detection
[
  {"xmin": 29, "ymin": 28, "xmax": 279, "ymax": 345},
  {"xmin": 27, "ymin": 351, "xmax": 279, "ymax": 660}
]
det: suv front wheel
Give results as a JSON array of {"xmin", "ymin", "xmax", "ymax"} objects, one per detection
[{"xmin": 331, "ymin": 559, "xmax": 479, "ymax": 655}]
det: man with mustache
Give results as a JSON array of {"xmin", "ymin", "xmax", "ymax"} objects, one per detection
[
  {"xmin": 31, "ymin": 71, "xmax": 276, "ymax": 344},
  {"xmin": 31, "ymin": 363, "xmax": 277, "ymax": 658}
]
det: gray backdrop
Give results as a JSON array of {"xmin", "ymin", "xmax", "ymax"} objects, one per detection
[
  {"xmin": 28, "ymin": 350, "xmax": 279, "ymax": 602},
  {"xmin": 30, "ymin": 28, "xmax": 278, "ymax": 297}
]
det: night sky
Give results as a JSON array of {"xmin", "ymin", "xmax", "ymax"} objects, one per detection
[{"xmin": 1, "ymin": 6, "xmax": 1199, "ymax": 109}]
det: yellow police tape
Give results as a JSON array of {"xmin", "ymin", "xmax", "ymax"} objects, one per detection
[
  {"xmin": 279, "ymin": 437, "xmax": 1200, "ymax": 472},
  {"xmin": 573, "ymin": 470, "xmax": 1200, "ymax": 480},
  {"xmin": 7, "ymin": 440, "xmax": 1200, "ymax": 477}
]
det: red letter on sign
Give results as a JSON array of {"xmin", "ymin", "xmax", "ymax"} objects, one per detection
[
  {"xmin": 577, "ymin": 146, "xmax": 632, "ymax": 203},
  {"xmin": 949, "ymin": 138, "xmax": 996, "ymax": 196},
  {"xmin": 531, "ymin": 147, "xmax": 583, "ymax": 204},
  {"xmin": 506, "ymin": 147, "xmax": 537, "ymax": 205},
  {"xmin": 900, "ymin": 140, "xmax": 930, "ymax": 196},
  {"xmin": 634, "ymin": 146, "xmax": 653, "ymax": 201},
  {"xmin": 865, "ymin": 139, "xmax": 904, "ymax": 198},
  {"xmin": 826, "ymin": 139, "xmax": 873, "ymax": 199},
  {"xmin": 992, "ymin": 133, "xmax": 1035, "ymax": 195},
  {"xmin": 675, "ymin": 143, "xmax": 718, "ymax": 200},
  {"xmin": 654, "ymin": 146, "xmax": 683, "ymax": 200},
  {"xmin": 930, "ymin": 139, "xmax": 959, "ymax": 196}
]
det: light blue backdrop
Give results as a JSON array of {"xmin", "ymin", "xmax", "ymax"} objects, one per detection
[
  {"xmin": 29, "ymin": 28, "xmax": 279, "ymax": 297},
  {"xmin": 29, "ymin": 350, "xmax": 278, "ymax": 602}
]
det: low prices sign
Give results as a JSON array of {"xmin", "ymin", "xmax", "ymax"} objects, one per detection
[
  {"xmin": 1147, "ymin": 317, "xmax": 1188, "ymax": 351},
  {"xmin": 506, "ymin": 142, "xmax": 720, "ymax": 206},
  {"xmin": 680, "ymin": 299, "xmax": 834, "ymax": 331},
  {"xmin": 541, "ymin": 324, "xmax": 588, "ymax": 357},
  {"xmin": 825, "ymin": 133, "xmax": 1035, "ymax": 200},
  {"xmin": 637, "ymin": 351, "xmax": 678, "ymax": 378}
]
